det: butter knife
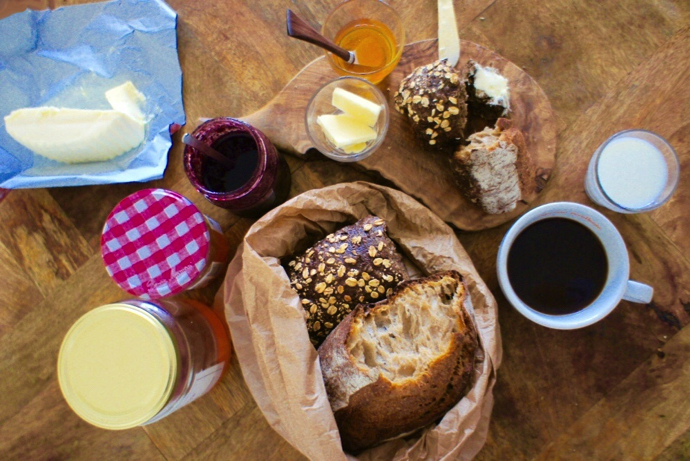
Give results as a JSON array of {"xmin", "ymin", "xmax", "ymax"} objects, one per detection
[{"xmin": 438, "ymin": 0, "xmax": 460, "ymax": 67}]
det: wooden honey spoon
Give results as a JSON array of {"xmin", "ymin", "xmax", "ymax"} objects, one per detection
[{"xmin": 286, "ymin": 9, "xmax": 367, "ymax": 66}]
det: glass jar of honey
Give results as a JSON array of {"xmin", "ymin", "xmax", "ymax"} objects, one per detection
[
  {"xmin": 322, "ymin": 0, "xmax": 405, "ymax": 84},
  {"xmin": 57, "ymin": 298, "xmax": 231, "ymax": 429},
  {"xmin": 184, "ymin": 118, "xmax": 291, "ymax": 218},
  {"xmin": 101, "ymin": 188, "xmax": 230, "ymax": 300}
]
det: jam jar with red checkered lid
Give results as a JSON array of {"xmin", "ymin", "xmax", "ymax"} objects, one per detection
[{"xmin": 101, "ymin": 188, "xmax": 229, "ymax": 299}]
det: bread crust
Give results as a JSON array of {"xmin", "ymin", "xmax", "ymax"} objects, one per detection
[{"xmin": 318, "ymin": 270, "xmax": 478, "ymax": 453}]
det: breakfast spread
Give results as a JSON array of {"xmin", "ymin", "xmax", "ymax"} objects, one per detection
[
  {"xmin": 4, "ymin": 81, "xmax": 147, "ymax": 164},
  {"xmin": 285, "ymin": 215, "xmax": 408, "ymax": 346},
  {"xmin": 318, "ymin": 270, "xmax": 478, "ymax": 453},
  {"xmin": 10, "ymin": 0, "xmax": 556, "ymax": 457},
  {"xmin": 451, "ymin": 118, "xmax": 532, "ymax": 214}
]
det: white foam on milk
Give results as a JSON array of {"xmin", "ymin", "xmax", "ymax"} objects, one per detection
[{"xmin": 597, "ymin": 137, "xmax": 668, "ymax": 209}]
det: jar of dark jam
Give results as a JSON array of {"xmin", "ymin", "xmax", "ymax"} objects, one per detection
[{"xmin": 184, "ymin": 118, "xmax": 291, "ymax": 218}]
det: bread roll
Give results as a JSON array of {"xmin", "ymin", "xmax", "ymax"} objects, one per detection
[
  {"xmin": 318, "ymin": 270, "xmax": 478, "ymax": 453},
  {"xmin": 285, "ymin": 216, "xmax": 408, "ymax": 347},
  {"xmin": 451, "ymin": 118, "xmax": 532, "ymax": 214},
  {"xmin": 393, "ymin": 59, "xmax": 468, "ymax": 149}
]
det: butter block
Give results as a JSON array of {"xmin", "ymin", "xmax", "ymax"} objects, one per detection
[
  {"xmin": 317, "ymin": 114, "xmax": 377, "ymax": 149},
  {"xmin": 342, "ymin": 142, "xmax": 368, "ymax": 154},
  {"xmin": 331, "ymin": 88, "xmax": 382, "ymax": 127},
  {"xmin": 105, "ymin": 81, "xmax": 146, "ymax": 122},
  {"xmin": 4, "ymin": 81, "xmax": 147, "ymax": 164},
  {"xmin": 5, "ymin": 107, "xmax": 145, "ymax": 164}
]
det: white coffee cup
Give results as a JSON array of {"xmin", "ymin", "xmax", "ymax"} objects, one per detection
[{"xmin": 496, "ymin": 202, "xmax": 653, "ymax": 329}]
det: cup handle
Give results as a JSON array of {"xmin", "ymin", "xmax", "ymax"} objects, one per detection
[{"xmin": 622, "ymin": 280, "xmax": 654, "ymax": 304}]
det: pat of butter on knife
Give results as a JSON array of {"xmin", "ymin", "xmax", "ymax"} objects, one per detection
[{"xmin": 4, "ymin": 81, "xmax": 147, "ymax": 164}]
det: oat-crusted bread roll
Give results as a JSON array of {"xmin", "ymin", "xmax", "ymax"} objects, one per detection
[
  {"xmin": 451, "ymin": 118, "xmax": 532, "ymax": 214},
  {"xmin": 393, "ymin": 59, "xmax": 468, "ymax": 148},
  {"xmin": 318, "ymin": 270, "xmax": 478, "ymax": 454},
  {"xmin": 285, "ymin": 216, "xmax": 407, "ymax": 347}
]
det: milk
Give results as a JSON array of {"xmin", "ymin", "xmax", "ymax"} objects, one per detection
[{"xmin": 594, "ymin": 137, "xmax": 668, "ymax": 210}]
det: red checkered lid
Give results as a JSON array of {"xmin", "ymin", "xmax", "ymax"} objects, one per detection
[{"xmin": 101, "ymin": 189, "xmax": 211, "ymax": 299}]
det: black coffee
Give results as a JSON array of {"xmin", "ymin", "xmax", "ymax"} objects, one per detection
[
  {"xmin": 202, "ymin": 133, "xmax": 259, "ymax": 193},
  {"xmin": 507, "ymin": 218, "xmax": 608, "ymax": 315}
]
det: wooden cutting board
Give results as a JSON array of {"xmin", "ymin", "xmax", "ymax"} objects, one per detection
[{"xmin": 242, "ymin": 39, "xmax": 556, "ymax": 231}]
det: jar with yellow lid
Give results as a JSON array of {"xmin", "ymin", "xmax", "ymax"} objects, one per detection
[{"xmin": 58, "ymin": 298, "xmax": 231, "ymax": 429}]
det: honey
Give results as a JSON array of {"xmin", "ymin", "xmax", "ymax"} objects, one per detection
[{"xmin": 331, "ymin": 19, "xmax": 400, "ymax": 83}]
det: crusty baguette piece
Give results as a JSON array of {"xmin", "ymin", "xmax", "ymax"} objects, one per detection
[
  {"xmin": 318, "ymin": 270, "xmax": 478, "ymax": 454},
  {"xmin": 285, "ymin": 216, "xmax": 408, "ymax": 347},
  {"xmin": 451, "ymin": 118, "xmax": 532, "ymax": 214}
]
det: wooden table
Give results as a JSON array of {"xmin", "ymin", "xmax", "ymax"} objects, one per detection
[{"xmin": 1, "ymin": 0, "xmax": 689, "ymax": 459}]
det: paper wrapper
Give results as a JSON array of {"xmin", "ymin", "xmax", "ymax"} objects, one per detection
[
  {"xmin": 0, "ymin": 0, "xmax": 185, "ymax": 189},
  {"xmin": 224, "ymin": 182, "xmax": 502, "ymax": 460}
]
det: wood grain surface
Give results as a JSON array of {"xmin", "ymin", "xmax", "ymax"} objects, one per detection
[{"xmin": 1, "ymin": 0, "xmax": 690, "ymax": 460}]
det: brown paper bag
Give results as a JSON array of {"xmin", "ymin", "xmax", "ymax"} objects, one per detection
[{"xmin": 224, "ymin": 182, "xmax": 502, "ymax": 460}]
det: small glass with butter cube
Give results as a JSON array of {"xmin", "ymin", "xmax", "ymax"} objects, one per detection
[{"xmin": 305, "ymin": 76, "xmax": 389, "ymax": 162}]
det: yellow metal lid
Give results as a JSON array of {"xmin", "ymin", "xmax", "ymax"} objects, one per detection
[{"xmin": 58, "ymin": 303, "xmax": 177, "ymax": 430}]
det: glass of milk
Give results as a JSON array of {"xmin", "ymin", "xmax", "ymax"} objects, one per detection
[{"xmin": 585, "ymin": 130, "xmax": 679, "ymax": 213}]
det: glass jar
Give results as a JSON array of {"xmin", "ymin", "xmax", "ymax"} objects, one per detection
[
  {"xmin": 183, "ymin": 117, "xmax": 291, "ymax": 218},
  {"xmin": 101, "ymin": 188, "xmax": 230, "ymax": 300},
  {"xmin": 57, "ymin": 298, "xmax": 231, "ymax": 430},
  {"xmin": 321, "ymin": 0, "xmax": 405, "ymax": 84}
]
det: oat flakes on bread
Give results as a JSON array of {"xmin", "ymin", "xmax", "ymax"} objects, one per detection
[
  {"xmin": 393, "ymin": 59, "xmax": 468, "ymax": 148},
  {"xmin": 451, "ymin": 118, "xmax": 533, "ymax": 214},
  {"xmin": 318, "ymin": 270, "xmax": 478, "ymax": 454},
  {"xmin": 285, "ymin": 216, "xmax": 408, "ymax": 347}
]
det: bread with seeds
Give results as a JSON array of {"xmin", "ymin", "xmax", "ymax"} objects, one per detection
[
  {"xmin": 318, "ymin": 270, "xmax": 478, "ymax": 453},
  {"xmin": 393, "ymin": 59, "xmax": 468, "ymax": 149},
  {"xmin": 285, "ymin": 216, "xmax": 408, "ymax": 347}
]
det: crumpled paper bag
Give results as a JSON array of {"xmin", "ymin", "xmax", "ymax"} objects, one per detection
[
  {"xmin": 0, "ymin": 0, "xmax": 185, "ymax": 189},
  {"xmin": 224, "ymin": 182, "xmax": 502, "ymax": 460}
]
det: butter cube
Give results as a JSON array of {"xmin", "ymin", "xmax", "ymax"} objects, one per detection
[
  {"xmin": 342, "ymin": 142, "xmax": 368, "ymax": 154},
  {"xmin": 317, "ymin": 114, "xmax": 377, "ymax": 149},
  {"xmin": 105, "ymin": 81, "xmax": 146, "ymax": 122},
  {"xmin": 332, "ymin": 88, "xmax": 382, "ymax": 127}
]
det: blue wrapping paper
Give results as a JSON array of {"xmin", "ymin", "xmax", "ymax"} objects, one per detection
[{"xmin": 0, "ymin": 0, "xmax": 185, "ymax": 189}]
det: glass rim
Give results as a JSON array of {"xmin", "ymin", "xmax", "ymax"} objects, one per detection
[{"xmin": 594, "ymin": 129, "xmax": 680, "ymax": 212}]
